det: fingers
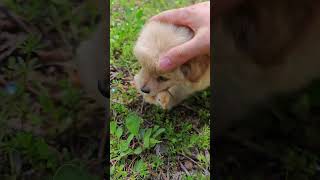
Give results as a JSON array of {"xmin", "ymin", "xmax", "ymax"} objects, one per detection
[
  {"xmin": 150, "ymin": 2, "xmax": 210, "ymax": 72},
  {"xmin": 158, "ymin": 34, "xmax": 206, "ymax": 72},
  {"xmin": 149, "ymin": 8, "xmax": 192, "ymax": 27}
]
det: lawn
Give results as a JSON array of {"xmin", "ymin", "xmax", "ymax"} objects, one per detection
[
  {"xmin": 110, "ymin": 0, "xmax": 210, "ymax": 179},
  {"xmin": 0, "ymin": 0, "xmax": 104, "ymax": 179}
]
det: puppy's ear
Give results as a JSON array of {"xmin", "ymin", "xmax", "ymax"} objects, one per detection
[
  {"xmin": 180, "ymin": 55, "xmax": 210, "ymax": 82},
  {"xmin": 133, "ymin": 44, "xmax": 148, "ymax": 60}
]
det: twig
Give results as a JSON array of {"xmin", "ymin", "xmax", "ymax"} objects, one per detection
[
  {"xmin": 140, "ymin": 98, "xmax": 145, "ymax": 113},
  {"xmin": 0, "ymin": 32, "xmax": 27, "ymax": 62},
  {"xmin": 160, "ymin": 169, "xmax": 168, "ymax": 180},
  {"xmin": 179, "ymin": 162, "xmax": 190, "ymax": 176},
  {"xmin": 166, "ymin": 161, "xmax": 170, "ymax": 179},
  {"xmin": 192, "ymin": 126, "xmax": 201, "ymax": 134},
  {"xmin": 178, "ymin": 152, "xmax": 209, "ymax": 174},
  {"xmin": 181, "ymin": 104, "xmax": 196, "ymax": 112},
  {"xmin": 128, "ymin": 157, "xmax": 137, "ymax": 172},
  {"xmin": 26, "ymin": 84, "xmax": 39, "ymax": 96}
]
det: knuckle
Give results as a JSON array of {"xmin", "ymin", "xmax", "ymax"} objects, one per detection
[
  {"xmin": 180, "ymin": 8, "xmax": 192, "ymax": 20},
  {"xmin": 174, "ymin": 47, "xmax": 186, "ymax": 60}
]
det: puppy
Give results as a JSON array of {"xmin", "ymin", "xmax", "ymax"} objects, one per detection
[
  {"xmin": 75, "ymin": 0, "xmax": 108, "ymax": 106},
  {"xmin": 213, "ymin": 0, "xmax": 320, "ymax": 135},
  {"xmin": 133, "ymin": 21, "xmax": 210, "ymax": 110}
]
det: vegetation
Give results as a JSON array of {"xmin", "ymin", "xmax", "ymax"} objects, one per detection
[
  {"xmin": 0, "ymin": 0, "xmax": 104, "ymax": 179},
  {"xmin": 110, "ymin": 0, "xmax": 210, "ymax": 179}
]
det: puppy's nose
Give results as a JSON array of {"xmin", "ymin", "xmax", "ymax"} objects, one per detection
[{"xmin": 141, "ymin": 86, "xmax": 150, "ymax": 94}]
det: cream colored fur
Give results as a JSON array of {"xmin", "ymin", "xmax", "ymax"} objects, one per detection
[{"xmin": 133, "ymin": 21, "xmax": 210, "ymax": 109}]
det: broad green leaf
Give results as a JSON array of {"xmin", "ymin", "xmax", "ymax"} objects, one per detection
[
  {"xmin": 110, "ymin": 165, "xmax": 115, "ymax": 176},
  {"xmin": 134, "ymin": 147, "xmax": 143, "ymax": 155},
  {"xmin": 120, "ymin": 140, "xmax": 129, "ymax": 152},
  {"xmin": 115, "ymin": 151, "xmax": 131, "ymax": 161},
  {"xmin": 149, "ymin": 138, "xmax": 161, "ymax": 147},
  {"xmin": 143, "ymin": 129, "xmax": 152, "ymax": 149},
  {"xmin": 139, "ymin": 129, "xmax": 145, "ymax": 139},
  {"xmin": 110, "ymin": 121, "xmax": 117, "ymax": 135},
  {"xmin": 136, "ymin": 9, "xmax": 143, "ymax": 19},
  {"xmin": 133, "ymin": 159, "xmax": 144, "ymax": 172},
  {"xmin": 126, "ymin": 134, "xmax": 134, "ymax": 145},
  {"xmin": 152, "ymin": 128, "xmax": 165, "ymax": 138},
  {"xmin": 125, "ymin": 113, "xmax": 141, "ymax": 136},
  {"xmin": 116, "ymin": 127, "xmax": 123, "ymax": 139},
  {"xmin": 152, "ymin": 125, "xmax": 159, "ymax": 132}
]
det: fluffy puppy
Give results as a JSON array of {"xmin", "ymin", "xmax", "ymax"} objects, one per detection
[
  {"xmin": 133, "ymin": 21, "xmax": 210, "ymax": 109},
  {"xmin": 75, "ymin": 0, "xmax": 108, "ymax": 106}
]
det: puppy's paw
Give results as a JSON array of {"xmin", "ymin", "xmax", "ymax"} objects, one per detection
[
  {"xmin": 156, "ymin": 91, "xmax": 172, "ymax": 110},
  {"xmin": 143, "ymin": 95, "xmax": 157, "ymax": 105}
]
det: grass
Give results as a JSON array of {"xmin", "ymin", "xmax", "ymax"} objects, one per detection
[
  {"xmin": 110, "ymin": 0, "xmax": 210, "ymax": 179},
  {"xmin": 5, "ymin": 0, "xmax": 319, "ymax": 179},
  {"xmin": 0, "ymin": 0, "xmax": 104, "ymax": 179}
]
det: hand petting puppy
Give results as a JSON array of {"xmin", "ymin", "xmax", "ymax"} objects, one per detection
[{"xmin": 150, "ymin": 1, "xmax": 210, "ymax": 72}]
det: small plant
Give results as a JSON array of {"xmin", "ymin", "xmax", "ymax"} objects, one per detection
[
  {"xmin": 110, "ymin": 112, "xmax": 166, "ymax": 178},
  {"xmin": 281, "ymin": 148, "xmax": 318, "ymax": 180},
  {"xmin": 2, "ymin": 132, "xmax": 59, "ymax": 176},
  {"xmin": 4, "ymin": 56, "xmax": 39, "ymax": 82},
  {"xmin": 19, "ymin": 34, "xmax": 44, "ymax": 58}
]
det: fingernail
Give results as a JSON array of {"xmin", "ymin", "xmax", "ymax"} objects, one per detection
[{"xmin": 159, "ymin": 57, "xmax": 173, "ymax": 70}]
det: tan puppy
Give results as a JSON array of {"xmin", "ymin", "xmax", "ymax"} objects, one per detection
[
  {"xmin": 75, "ymin": 0, "xmax": 108, "ymax": 106},
  {"xmin": 213, "ymin": 0, "xmax": 320, "ymax": 134},
  {"xmin": 133, "ymin": 21, "xmax": 210, "ymax": 109}
]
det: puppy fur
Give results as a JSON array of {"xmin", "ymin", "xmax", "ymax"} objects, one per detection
[
  {"xmin": 76, "ymin": 22, "xmax": 107, "ymax": 106},
  {"xmin": 213, "ymin": 0, "xmax": 320, "ymax": 135},
  {"xmin": 134, "ymin": 21, "xmax": 210, "ymax": 109}
]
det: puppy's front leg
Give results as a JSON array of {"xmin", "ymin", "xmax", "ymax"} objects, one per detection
[
  {"xmin": 157, "ymin": 85, "xmax": 194, "ymax": 110},
  {"xmin": 156, "ymin": 91, "xmax": 172, "ymax": 109},
  {"xmin": 143, "ymin": 94, "xmax": 157, "ymax": 105}
]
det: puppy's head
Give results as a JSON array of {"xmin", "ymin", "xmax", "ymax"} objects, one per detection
[
  {"xmin": 133, "ymin": 21, "xmax": 209, "ymax": 96},
  {"xmin": 134, "ymin": 56, "xmax": 209, "ymax": 96}
]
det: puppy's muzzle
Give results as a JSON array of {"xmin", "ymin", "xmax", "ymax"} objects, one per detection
[{"xmin": 141, "ymin": 86, "xmax": 150, "ymax": 94}]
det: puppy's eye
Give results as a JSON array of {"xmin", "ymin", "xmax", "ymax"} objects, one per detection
[{"xmin": 157, "ymin": 76, "xmax": 169, "ymax": 82}]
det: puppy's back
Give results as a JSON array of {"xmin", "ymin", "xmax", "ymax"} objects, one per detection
[{"xmin": 134, "ymin": 21, "xmax": 193, "ymax": 69}]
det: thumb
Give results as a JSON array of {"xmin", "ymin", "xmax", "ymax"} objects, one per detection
[{"xmin": 158, "ymin": 36, "xmax": 205, "ymax": 72}]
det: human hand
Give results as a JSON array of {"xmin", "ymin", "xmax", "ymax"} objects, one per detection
[
  {"xmin": 150, "ymin": 1, "xmax": 210, "ymax": 72},
  {"xmin": 150, "ymin": 0, "xmax": 245, "ymax": 72}
]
